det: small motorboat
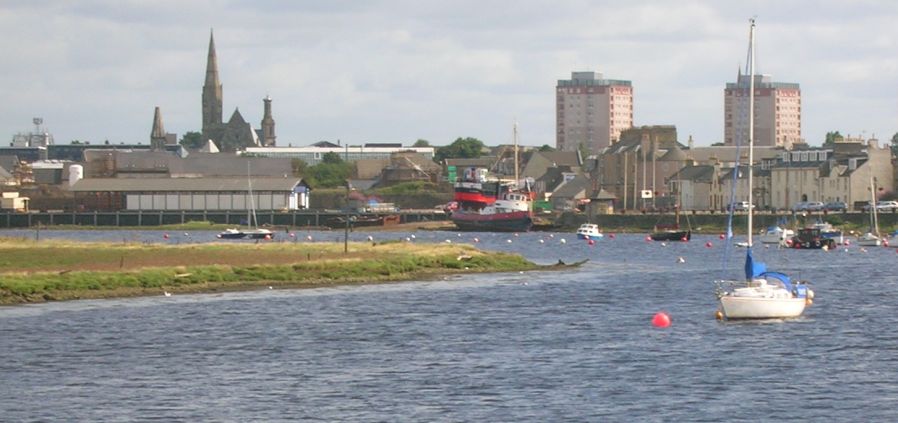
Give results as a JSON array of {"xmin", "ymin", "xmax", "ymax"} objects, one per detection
[
  {"xmin": 758, "ymin": 225, "xmax": 794, "ymax": 246},
  {"xmin": 576, "ymin": 223, "xmax": 604, "ymax": 241},
  {"xmin": 217, "ymin": 228, "xmax": 246, "ymax": 239}
]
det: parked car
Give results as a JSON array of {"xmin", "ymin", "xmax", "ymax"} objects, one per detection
[
  {"xmin": 726, "ymin": 201, "xmax": 756, "ymax": 212},
  {"xmin": 792, "ymin": 201, "xmax": 824, "ymax": 212},
  {"xmin": 864, "ymin": 200, "xmax": 898, "ymax": 212},
  {"xmin": 823, "ymin": 201, "xmax": 847, "ymax": 212}
]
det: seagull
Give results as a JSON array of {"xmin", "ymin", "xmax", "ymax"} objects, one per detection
[
  {"xmin": 677, "ymin": 257, "xmax": 685, "ymax": 263},
  {"xmin": 163, "ymin": 291, "xmax": 172, "ymax": 297}
]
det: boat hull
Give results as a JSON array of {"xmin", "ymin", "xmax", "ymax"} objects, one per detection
[
  {"xmin": 244, "ymin": 229, "xmax": 274, "ymax": 240},
  {"xmin": 650, "ymin": 230, "xmax": 691, "ymax": 241},
  {"xmin": 759, "ymin": 228, "xmax": 794, "ymax": 245},
  {"xmin": 451, "ymin": 211, "xmax": 532, "ymax": 232},
  {"xmin": 719, "ymin": 296, "xmax": 807, "ymax": 319},
  {"xmin": 217, "ymin": 230, "xmax": 246, "ymax": 239},
  {"xmin": 576, "ymin": 234, "xmax": 604, "ymax": 241}
]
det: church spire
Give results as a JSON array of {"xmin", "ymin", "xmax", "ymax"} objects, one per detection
[
  {"xmin": 204, "ymin": 29, "xmax": 221, "ymax": 88},
  {"xmin": 202, "ymin": 28, "xmax": 223, "ymax": 141},
  {"xmin": 150, "ymin": 106, "xmax": 167, "ymax": 150}
]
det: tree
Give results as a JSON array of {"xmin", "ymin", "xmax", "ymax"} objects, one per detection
[
  {"xmin": 890, "ymin": 132, "xmax": 898, "ymax": 157},
  {"xmin": 321, "ymin": 152, "xmax": 344, "ymax": 164},
  {"xmin": 538, "ymin": 144, "xmax": 555, "ymax": 152},
  {"xmin": 305, "ymin": 160, "xmax": 352, "ymax": 188},
  {"xmin": 577, "ymin": 142, "xmax": 591, "ymax": 160},
  {"xmin": 179, "ymin": 131, "xmax": 204, "ymax": 150},
  {"xmin": 434, "ymin": 137, "xmax": 485, "ymax": 163},
  {"xmin": 823, "ymin": 131, "xmax": 843, "ymax": 147},
  {"xmin": 413, "ymin": 139, "xmax": 430, "ymax": 147},
  {"xmin": 291, "ymin": 158, "xmax": 308, "ymax": 177}
]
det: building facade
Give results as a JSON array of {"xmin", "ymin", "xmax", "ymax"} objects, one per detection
[
  {"xmin": 769, "ymin": 139, "xmax": 893, "ymax": 210},
  {"xmin": 242, "ymin": 145, "xmax": 434, "ymax": 166},
  {"xmin": 724, "ymin": 73, "xmax": 801, "ymax": 148},
  {"xmin": 556, "ymin": 71, "xmax": 633, "ymax": 155},
  {"xmin": 70, "ymin": 177, "xmax": 310, "ymax": 211}
]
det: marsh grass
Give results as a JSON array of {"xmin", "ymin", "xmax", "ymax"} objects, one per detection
[{"xmin": 0, "ymin": 238, "xmax": 536, "ymax": 304}]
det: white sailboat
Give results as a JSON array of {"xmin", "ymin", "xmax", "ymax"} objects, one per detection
[
  {"xmin": 857, "ymin": 175, "xmax": 882, "ymax": 247},
  {"xmin": 218, "ymin": 163, "xmax": 274, "ymax": 240},
  {"xmin": 716, "ymin": 19, "xmax": 814, "ymax": 320}
]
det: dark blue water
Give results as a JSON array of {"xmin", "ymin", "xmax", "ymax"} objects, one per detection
[{"xmin": 2, "ymin": 229, "xmax": 897, "ymax": 421}]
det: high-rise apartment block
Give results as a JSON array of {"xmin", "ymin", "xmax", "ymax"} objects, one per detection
[
  {"xmin": 724, "ymin": 73, "xmax": 801, "ymax": 148},
  {"xmin": 556, "ymin": 71, "xmax": 633, "ymax": 155}
]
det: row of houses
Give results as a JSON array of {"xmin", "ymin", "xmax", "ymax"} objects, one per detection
[
  {"xmin": 588, "ymin": 126, "xmax": 895, "ymax": 212},
  {"xmin": 0, "ymin": 126, "xmax": 893, "ymax": 214}
]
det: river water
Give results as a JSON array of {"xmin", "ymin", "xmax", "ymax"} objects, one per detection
[{"xmin": 1, "ymin": 229, "xmax": 897, "ymax": 421}]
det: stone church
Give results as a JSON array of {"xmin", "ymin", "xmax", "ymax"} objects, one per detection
[{"xmin": 200, "ymin": 31, "xmax": 277, "ymax": 152}]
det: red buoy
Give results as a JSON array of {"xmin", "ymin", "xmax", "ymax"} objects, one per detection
[
  {"xmin": 645, "ymin": 236, "xmax": 652, "ymax": 242},
  {"xmin": 264, "ymin": 234, "xmax": 271, "ymax": 240},
  {"xmin": 609, "ymin": 234, "xmax": 616, "ymax": 239},
  {"xmin": 705, "ymin": 241, "xmax": 713, "ymax": 248},
  {"xmin": 719, "ymin": 233, "xmax": 725, "ymax": 240},
  {"xmin": 652, "ymin": 312, "xmax": 671, "ymax": 328},
  {"xmin": 587, "ymin": 239, "xmax": 595, "ymax": 246},
  {"xmin": 681, "ymin": 236, "xmax": 688, "ymax": 242},
  {"xmin": 163, "ymin": 233, "xmax": 169, "ymax": 239}
]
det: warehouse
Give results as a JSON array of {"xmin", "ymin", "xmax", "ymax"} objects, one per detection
[{"xmin": 69, "ymin": 177, "xmax": 310, "ymax": 211}]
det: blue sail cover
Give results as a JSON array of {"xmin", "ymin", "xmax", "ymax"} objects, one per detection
[
  {"xmin": 760, "ymin": 271, "xmax": 794, "ymax": 292},
  {"xmin": 744, "ymin": 249, "xmax": 767, "ymax": 280}
]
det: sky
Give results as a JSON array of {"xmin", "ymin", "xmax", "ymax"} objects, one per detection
[{"xmin": 1, "ymin": 1, "xmax": 897, "ymax": 148}]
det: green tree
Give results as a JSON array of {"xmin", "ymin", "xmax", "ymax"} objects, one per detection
[
  {"xmin": 538, "ymin": 144, "xmax": 555, "ymax": 152},
  {"xmin": 413, "ymin": 139, "xmax": 430, "ymax": 147},
  {"xmin": 890, "ymin": 132, "xmax": 898, "ymax": 157},
  {"xmin": 321, "ymin": 152, "xmax": 344, "ymax": 164},
  {"xmin": 434, "ymin": 137, "xmax": 485, "ymax": 163},
  {"xmin": 823, "ymin": 131, "xmax": 843, "ymax": 147},
  {"xmin": 306, "ymin": 161, "xmax": 352, "ymax": 188},
  {"xmin": 179, "ymin": 131, "xmax": 204, "ymax": 150},
  {"xmin": 291, "ymin": 158, "xmax": 308, "ymax": 177},
  {"xmin": 577, "ymin": 142, "xmax": 591, "ymax": 160}
]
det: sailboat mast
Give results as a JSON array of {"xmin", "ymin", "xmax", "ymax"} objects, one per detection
[
  {"xmin": 513, "ymin": 120, "xmax": 519, "ymax": 183},
  {"xmin": 870, "ymin": 175, "xmax": 879, "ymax": 235},
  {"xmin": 248, "ymin": 162, "xmax": 258, "ymax": 229},
  {"xmin": 747, "ymin": 18, "xmax": 756, "ymax": 247}
]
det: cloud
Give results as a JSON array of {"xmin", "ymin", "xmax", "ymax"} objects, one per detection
[{"xmin": 0, "ymin": 1, "xmax": 896, "ymax": 147}]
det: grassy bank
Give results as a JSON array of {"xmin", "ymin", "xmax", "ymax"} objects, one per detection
[{"xmin": 0, "ymin": 239, "xmax": 538, "ymax": 305}]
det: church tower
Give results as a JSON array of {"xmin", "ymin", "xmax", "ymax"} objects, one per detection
[
  {"xmin": 201, "ymin": 29, "xmax": 223, "ymax": 142},
  {"xmin": 261, "ymin": 95, "xmax": 276, "ymax": 146},
  {"xmin": 150, "ymin": 106, "xmax": 167, "ymax": 150}
]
